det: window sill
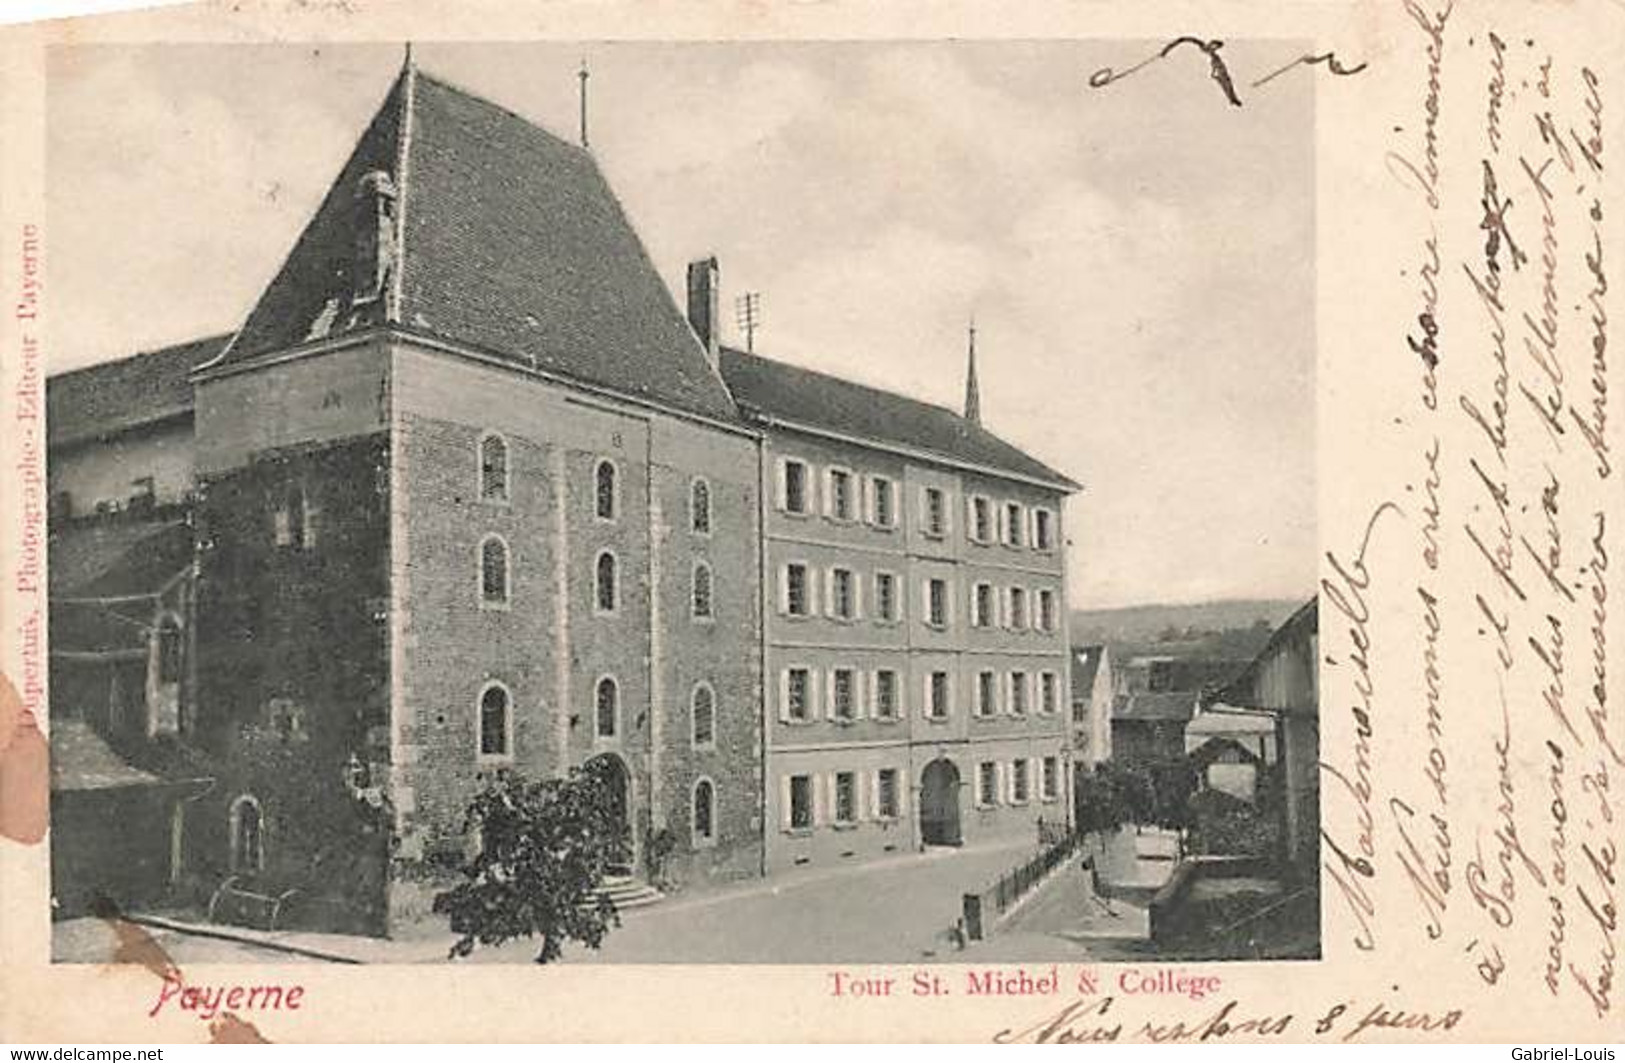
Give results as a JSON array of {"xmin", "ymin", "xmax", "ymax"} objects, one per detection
[
  {"xmin": 692, "ymin": 741, "xmax": 717, "ymax": 753},
  {"xmin": 831, "ymin": 821, "xmax": 859, "ymax": 832},
  {"xmin": 830, "ymin": 716, "xmax": 858, "ymax": 727},
  {"xmin": 974, "ymin": 802, "xmax": 998, "ymax": 811},
  {"xmin": 691, "ymin": 615, "xmax": 716, "ymax": 625},
  {"xmin": 783, "ymin": 826, "xmax": 815, "ymax": 838},
  {"xmin": 923, "ymin": 714, "xmax": 952, "ymax": 725},
  {"xmin": 873, "ymin": 617, "xmax": 903, "ymax": 627},
  {"xmin": 782, "ymin": 508, "xmax": 814, "ymax": 520},
  {"xmin": 922, "ymin": 622, "xmax": 950, "ymax": 633},
  {"xmin": 479, "ymin": 601, "xmax": 512, "ymax": 613},
  {"xmin": 872, "ymin": 715, "xmax": 900, "ymax": 725},
  {"xmin": 921, "ymin": 531, "xmax": 948, "ymax": 542},
  {"xmin": 476, "ymin": 755, "xmax": 514, "ymax": 769},
  {"xmin": 692, "ymin": 835, "xmax": 718, "ymax": 850},
  {"xmin": 868, "ymin": 522, "xmax": 898, "ymax": 534},
  {"xmin": 782, "ymin": 611, "xmax": 814, "ymax": 622},
  {"xmin": 781, "ymin": 716, "xmax": 817, "ymax": 727}
]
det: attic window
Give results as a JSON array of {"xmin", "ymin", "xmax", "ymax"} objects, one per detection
[{"xmin": 352, "ymin": 169, "xmax": 398, "ymax": 305}]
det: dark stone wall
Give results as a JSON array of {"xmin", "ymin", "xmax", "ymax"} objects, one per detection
[{"xmin": 190, "ymin": 432, "xmax": 392, "ymax": 934}]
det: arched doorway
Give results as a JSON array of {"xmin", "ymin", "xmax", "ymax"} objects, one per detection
[
  {"xmin": 585, "ymin": 754, "xmax": 633, "ymax": 874},
  {"xmin": 919, "ymin": 759, "xmax": 963, "ymax": 847}
]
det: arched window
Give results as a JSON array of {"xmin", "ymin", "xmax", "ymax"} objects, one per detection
[
  {"xmin": 692, "ymin": 561, "xmax": 713, "ymax": 619},
  {"xmin": 595, "ymin": 460, "xmax": 617, "ymax": 520},
  {"xmin": 595, "ymin": 676, "xmax": 619, "ymax": 739},
  {"xmin": 690, "ymin": 478, "xmax": 711, "ymax": 535},
  {"xmin": 595, "ymin": 551, "xmax": 617, "ymax": 613},
  {"xmin": 478, "ymin": 682, "xmax": 511, "ymax": 759},
  {"xmin": 229, "ymin": 795, "xmax": 264, "ymax": 874},
  {"xmin": 691, "ymin": 684, "xmax": 716, "ymax": 748},
  {"xmin": 156, "ymin": 614, "xmax": 183, "ymax": 685},
  {"xmin": 479, "ymin": 432, "xmax": 509, "ymax": 502},
  {"xmin": 693, "ymin": 778, "xmax": 716, "ymax": 843},
  {"xmin": 480, "ymin": 535, "xmax": 510, "ymax": 607}
]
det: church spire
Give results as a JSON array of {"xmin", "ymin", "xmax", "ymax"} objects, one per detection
[{"xmin": 963, "ymin": 318, "xmax": 981, "ymax": 425}]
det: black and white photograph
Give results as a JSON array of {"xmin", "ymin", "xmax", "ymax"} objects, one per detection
[{"xmin": 41, "ymin": 40, "xmax": 1316, "ymax": 967}]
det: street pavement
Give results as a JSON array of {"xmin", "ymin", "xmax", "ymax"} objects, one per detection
[{"xmin": 53, "ymin": 832, "xmax": 1180, "ymax": 966}]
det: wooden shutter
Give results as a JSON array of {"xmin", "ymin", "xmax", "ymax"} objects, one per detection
[{"xmin": 779, "ymin": 774, "xmax": 793, "ymax": 830}]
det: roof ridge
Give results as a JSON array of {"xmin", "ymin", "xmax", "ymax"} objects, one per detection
[{"xmin": 720, "ymin": 345, "xmax": 964, "ymax": 420}]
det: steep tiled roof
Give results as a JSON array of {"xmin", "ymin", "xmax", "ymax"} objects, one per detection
[
  {"xmin": 46, "ymin": 334, "xmax": 226, "ymax": 447},
  {"xmin": 1113, "ymin": 691, "xmax": 1197, "ymax": 722},
  {"xmin": 718, "ymin": 347, "xmax": 1077, "ymax": 488},
  {"xmin": 214, "ymin": 66, "xmax": 738, "ymax": 423},
  {"xmin": 1071, "ymin": 644, "xmax": 1105, "ymax": 699}
]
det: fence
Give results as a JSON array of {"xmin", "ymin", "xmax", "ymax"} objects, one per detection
[{"xmin": 961, "ymin": 829, "xmax": 1083, "ymax": 941}]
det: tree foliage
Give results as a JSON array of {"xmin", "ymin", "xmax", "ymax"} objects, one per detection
[
  {"xmin": 1074, "ymin": 755, "xmax": 1198, "ymax": 835},
  {"xmin": 433, "ymin": 765, "xmax": 626, "ymax": 964}
]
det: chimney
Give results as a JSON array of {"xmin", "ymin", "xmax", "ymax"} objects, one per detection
[{"xmin": 687, "ymin": 256, "xmax": 720, "ymax": 367}]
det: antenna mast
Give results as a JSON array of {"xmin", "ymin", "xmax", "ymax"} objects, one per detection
[{"xmin": 736, "ymin": 292, "xmax": 762, "ymax": 353}]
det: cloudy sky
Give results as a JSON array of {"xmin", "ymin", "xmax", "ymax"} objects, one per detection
[{"xmin": 46, "ymin": 41, "xmax": 1314, "ymax": 610}]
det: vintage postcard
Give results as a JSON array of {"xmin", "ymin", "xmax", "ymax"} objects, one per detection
[{"xmin": 0, "ymin": 0, "xmax": 1619, "ymax": 1044}]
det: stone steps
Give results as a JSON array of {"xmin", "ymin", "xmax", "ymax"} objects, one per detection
[{"xmin": 584, "ymin": 874, "xmax": 662, "ymax": 911}]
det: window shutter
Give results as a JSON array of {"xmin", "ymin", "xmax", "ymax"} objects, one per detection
[
  {"xmin": 823, "ymin": 568, "xmax": 835, "ymax": 618},
  {"xmin": 779, "ymin": 774, "xmax": 792, "ymax": 830},
  {"xmin": 866, "ymin": 670, "xmax": 878, "ymax": 716},
  {"xmin": 775, "ymin": 461, "xmax": 788, "ymax": 510},
  {"xmin": 778, "ymin": 670, "xmax": 791, "ymax": 723},
  {"xmin": 997, "ymin": 761, "xmax": 1008, "ymax": 804},
  {"xmin": 852, "ymin": 575, "xmax": 864, "ymax": 620},
  {"xmin": 897, "ymin": 769, "xmax": 910, "ymax": 816},
  {"xmin": 824, "ymin": 669, "xmax": 836, "ymax": 720},
  {"xmin": 821, "ymin": 468, "xmax": 833, "ymax": 516},
  {"xmin": 997, "ymin": 503, "xmax": 1009, "ymax": 544},
  {"xmin": 823, "ymin": 773, "xmax": 838, "ymax": 824},
  {"xmin": 920, "ymin": 673, "xmax": 932, "ymax": 719},
  {"xmin": 854, "ymin": 670, "xmax": 867, "ymax": 720},
  {"xmin": 777, "ymin": 566, "xmax": 789, "ymax": 615},
  {"xmin": 1030, "ymin": 758, "xmax": 1041, "ymax": 800},
  {"xmin": 964, "ymin": 494, "xmax": 976, "ymax": 535}
]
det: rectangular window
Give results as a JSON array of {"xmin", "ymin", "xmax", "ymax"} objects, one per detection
[
  {"xmin": 1005, "ymin": 502, "xmax": 1026, "ymax": 546},
  {"xmin": 1010, "ymin": 671, "xmax": 1029, "ymax": 716},
  {"xmin": 874, "ymin": 670, "xmax": 898, "ymax": 719},
  {"xmin": 1042, "ymin": 757, "xmax": 1059, "ymax": 800},
  {"xmin": 1008, "ymin": 587, "xmax": 1028, "ymax": 631},
  {"xmin": 1039, "ymin": 589, "xmax": 1056, "ymax": 633},
  {"xmin": 785, "ymin": 563, "xmax": 810, "ymax": 617},
  {"xmin": 832, "ymin": 668, "xmax": 857, "ymax": 721},
  {"xmin": 877, "ymin": 769, "xmax": 899, "ymax": 819},
  {"xmin": 1041, "ymin": 672, "xmax": 1059, "ymax": 715},
  {"xmin": 828, "ymin": 468, "xmax": 854, "ymax": 521},
  {"xmin": 977, "ymin": 761, "xmax": 998, "ymax": 806},
  {"xmin": 783, "ymin": 459, "xmax": 809, "ymax": 514},
  {"xmin": 973, "ymin": 583, "xmax": 994, "ymax": 628},
  {"xmin": 786, "ymin": 668, "xmax": 812, "ymax": 721},
  {"xmin": 928, "ymin": 671, "xmax": 950, "ymax": 719},
  {"xmin": 835, "ymin": 772, "xmax": 857, "ymax": 824},
  {"xmin": 789, "ymin": 774, "xmax": 813, "ymax": 829},
  {"xmin": 927, "ymin": 578, "xmax": 948, "ymax": 628},
  {"xmin": 976, "ymin": 671, "xmax": 998, "ymax": 718},
  {"xmin": 923, "ymin": 487, "xmax": 947, "ymax": 537},
  {"xmin": 875, "ymin": 572, "xmax": 897, "ymax": 622},
  {"xmin": 1012, "ymin": 759, "xmax": 1031, "ymax": 803},
  {"xmin": 831, "ymin": 567, "xmax": 856, "ymax": 620},
  {"xmin": 972, "ymin": 496, "xmax": 992, "ymax": 543},
  {"xmin": 1035, "ymin": 509, "xmax": 1055, "ymax": 550},
  {"xmin": 871, "ymin": 477, "xmax": 895, "ymax": 528}
]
